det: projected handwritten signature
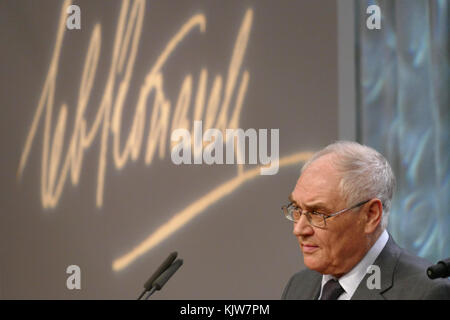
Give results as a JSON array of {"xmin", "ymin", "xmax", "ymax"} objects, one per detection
[
  {"xmin": 17, "ymin": 0, "xmax": 314, "ymax": 271},
  {"xmin": 17, "ymin": 0, "xmax": 251, "ymax": 208}
]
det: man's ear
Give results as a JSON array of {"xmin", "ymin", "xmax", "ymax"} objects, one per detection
[{"xmin": 364, "ymin": 199, "xmax": 383, "ymax": 234}]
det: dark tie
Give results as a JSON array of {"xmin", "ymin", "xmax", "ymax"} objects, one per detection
[{"xmin": 320, "ymin": 279, "xmax": 344, "ymax": 300}]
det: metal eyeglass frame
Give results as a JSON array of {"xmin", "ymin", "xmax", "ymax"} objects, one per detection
[{"xmin": 281, "ymin": 199, "xmax": 371, "ymax": 228}]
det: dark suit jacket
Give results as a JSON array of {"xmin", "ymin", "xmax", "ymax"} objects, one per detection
[{"xmin": 282, "ymin": 236, "xmax": 450, "ymax": 300}]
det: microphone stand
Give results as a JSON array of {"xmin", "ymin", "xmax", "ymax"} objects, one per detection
[{"xmin": 143, "ymin": 287, "xmax": 157, "ymax": 300}]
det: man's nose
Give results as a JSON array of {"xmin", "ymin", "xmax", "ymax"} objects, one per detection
[{"xmin": 293, "ymin": 213, "xmax": 314, "ymax": 236}]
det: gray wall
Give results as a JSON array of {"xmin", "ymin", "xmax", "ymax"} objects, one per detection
[{"xmin": 0, "ymin": 0, "xmax": 338, "ymax": 299}]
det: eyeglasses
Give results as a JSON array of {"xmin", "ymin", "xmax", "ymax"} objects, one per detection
[{"xmin": 281, "ymin": 199, "xmax": 370, "ymax": 228}]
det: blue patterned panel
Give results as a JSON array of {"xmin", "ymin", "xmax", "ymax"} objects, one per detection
[{"xmin": 357, "ymin": 0, "xmax": 449, "ymax": 263}]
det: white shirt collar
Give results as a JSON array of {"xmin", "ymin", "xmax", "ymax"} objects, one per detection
[{"xmin": 319, "ymin": 229, "xmax": 389, "ymax": 300}]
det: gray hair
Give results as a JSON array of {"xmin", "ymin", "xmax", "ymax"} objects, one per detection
[{"xmin": 301, "ymin": 141, "xmax": 395, "ymax": 230}]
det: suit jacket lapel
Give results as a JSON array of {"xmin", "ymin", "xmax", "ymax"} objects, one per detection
[
  {"xmin": 351, "ymin": 235, "xmax": 402, "ymax": 300},
  {"xmin": 311, "ymin": 275, "xmax": 322, "ymax": 299},
  {"xmin": 301, "ymin": 270, "xmax": 322, "ymax": 299}
]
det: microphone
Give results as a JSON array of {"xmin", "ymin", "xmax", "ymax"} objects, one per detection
[
  {"xmin": 144, "ymin": 259, "xmax": 183, "ymax": 300},
  {"xmin": 427, "ymin": 258, "xmax": 450, "ymax": 279},
  {"xmin": 153, "ymin": 259, "xmax": 183, "ymax": 290},
  {"xmin": 137, "ymin": 251, "xmax": 178, "ymax": 300}
]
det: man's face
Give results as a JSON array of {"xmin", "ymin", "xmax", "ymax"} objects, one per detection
[{"xmin": 291, "ymin": 154, "xmax": 368, "ymax": 277}]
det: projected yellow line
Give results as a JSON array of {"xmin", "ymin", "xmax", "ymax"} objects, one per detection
[{"xmin": 112, "ymin": 150, "xmax": 313, "ymax": 271}]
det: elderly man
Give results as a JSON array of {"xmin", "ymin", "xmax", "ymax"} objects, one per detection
[{"xmin": 282, "ymin": 141, "xmax": 450, "ymax": 300}]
